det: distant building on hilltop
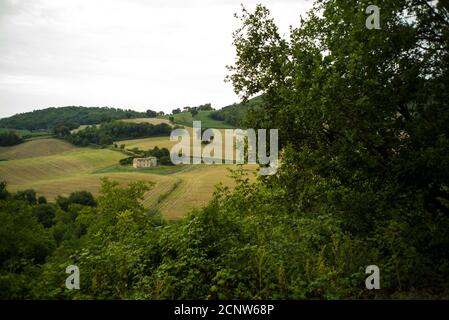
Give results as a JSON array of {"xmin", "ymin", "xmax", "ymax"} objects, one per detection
[{"xmin": 133, "ymin": 157, "xmax": 157, "ymax": 169}]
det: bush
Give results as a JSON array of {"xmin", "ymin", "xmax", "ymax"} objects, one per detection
[
  {"xmin": 146, "ymin": 110, "xmax": 157, "ymax": 118},
  {"xmin": 14, "ymin": 190, "xmax": 37, "ymax": 205},
  {"xmin": 0, "ymin": 131, "xmax": 23, "ymax": 147},
  {"xmin": 56, "ymin": 191, "xmax": 96, "ymax": 210},
  {"xmin": 37, "ymin": 196, "xmax": 47, "ymax": 204},
  {"xmin": 146, "ymin": 147, "xmax": 173, "ymax": 165},
  {"xmin": 68, "ymin": 191, "xmax": 96, "ymax": 207},
  {"xmin": 0, "ymin": 181, "xmax": 9, "ymax": 200},
  {"xmin": 33, "ymin": 204, "xmax": 56, "ymax": 228},
  {"xmin": 119, "ymin": 157, "xmax": 135, "ymax": 165}
]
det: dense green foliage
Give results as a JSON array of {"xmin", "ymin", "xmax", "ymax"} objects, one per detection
[
  {"xmin": 226, "ymin": 0, "xmax": 449, "ymax": 296},
  {"xmin": 2, "ymin": 165, "xmax": 446, "ymax": 299},
  {"xmin": 190, "ymin": 109, "xmax": 199, "ymax": 117},
  {"xmin": 0, "ymin": 0, "xmax": 448, "ymax": 300},
  {"xmin": 0, "ymin": 107, "xmax": 147, "ymax": 131},
  {"xmin": 197, "ymin": 103, "xmax": 214, "ymax": 111},
  {"xmin": 0, "ymin": 186, "xmax": 55, "ymax": 299},
  {"xmin": 14, "ymin": 189, "xmax": 38, "ymax": 205},
  {"xmin": 146, "ymin": 110, "xmax": 158, "ymax": 118},
  {"xmin": 0, "ymin": 127, "xmax": 51, "ymax": 139},
  {"xmin": 0, "ymin": 130, "xmax": 24, "ymax": 147},
  {"xmin": 0, "ymin": 128, "xmax": 31, "ymax": 137},
  {"xmin": 0, "ymin": 181, "xmax": 9, "ymax": 200},
  {"xmin": 56, "ymin": 191, "xmax": 96, "ymax": 211},
  {"xmin": 145, "ymin": 147, "xmax": 173, "ymax": 166},
  {"xmin": 64, "ymin": 121, "xmax": 172, "ymax": 146}
]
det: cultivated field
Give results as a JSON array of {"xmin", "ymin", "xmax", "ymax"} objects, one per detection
[
  {"xmin": 117, "ymin": 128, "xmax": 241, "ymax": 162},
  {"xmin": 0, "ymin": 138, "xmax": 76, "ymax": 160},
  {"xmin": 0, "ymin": 145, "xmax": 124, "ymax": 185},
  {"xmin": 121, "ymin": 118, "xmax": 173, "ymax": 126},
  {"xmin": 0, "ymin": 137, "xmax": 256, "ymax": 219},
  {"xmin": 117, "ymin": 135, "xmax": 177, "ymax": 150},
  {"xmin": 157, "ymin": 164, "xmax": 254, "ymax": 219},
  {"xmin": 163, "ymin": 111, "xmax": 235, "ymax": 129}
]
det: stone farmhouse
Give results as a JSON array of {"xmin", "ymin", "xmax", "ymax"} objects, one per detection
[{"xmin": 133, "ymin": 157, "xmax": 157, "ymax": 169}]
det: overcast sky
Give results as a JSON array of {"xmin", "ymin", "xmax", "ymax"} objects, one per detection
[{"xmin": 0, "ymin": 0, "xmax": 313, "ymax": 119}]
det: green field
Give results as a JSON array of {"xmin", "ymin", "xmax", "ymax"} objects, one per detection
[
  {"xmin": 117, "ymin": 135, "xmax": 177, "ymax": 150},
  {"xmin": 0, "ymin": 146, "xmax": 124, "ymax": 185},
  {"xmin": 163, "ymin": 110, "xmax": 235, "ymax": 129},
  {"xmin": 121, "ymin": 117, "xmax": 173, "ymax": 126},
  {"xmin": 117, "ymin": 128, "xmax": 240, "ymax": 162},
  {"xmin": 0, "ymin": 137, "xmax": 255, "ymax": 219}
]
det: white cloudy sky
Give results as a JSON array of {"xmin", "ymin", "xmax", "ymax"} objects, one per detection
[{"xmin": 0, "ymin": 0, "xmax": 313, "ymax": 119}]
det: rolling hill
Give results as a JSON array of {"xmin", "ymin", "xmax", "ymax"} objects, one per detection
[
  {"xmin": 209, "ymin": 95, "xmax": 265, "ymax": 127},
  {"xmin": 0, "ymin": 137, "xmax": 256, "ymax": 219},
  {"xmin": 164, "ymin": 110, "xmax": 236, "ymax": 129},
  {"xmin": 0, "ymin": 105, "xmax": 256, "ymax": 219},
  {"xmin": 0, "ymin": 144, "xmax": 124, "ymax": 185},
  {"xmin": 117, "ymin": 128, "xmax": 241, "ymax": 163},
  {"xmin": 0, "ymin": 106, "xmax": 147, "ymax": 131},
  {"xmin": 121, "ymin": 118, "xmax": 173, "ymax": 126},
  {"xmin": 0, "ymin": 138, "xmax": 76, "ymax": 160}
]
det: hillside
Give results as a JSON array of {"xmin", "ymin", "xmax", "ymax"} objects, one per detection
[
  {"xmin": 209, "ymin": 95, "xmax": 265, "ymax": 127},
  {"xmin": 164, "ymin": 110, "xmax": 235, "ymax": 128},
  {"xmin": 0, "ymin": 145, "xmax": 124, "ymax": 185},
  {"xmin": 0, "ymin": 106, "xmax": 147, "ymax": 131},
  {"xmin": 117, "ymin": 135, "xmax": 177, "ymax": 151},
  {"xmin": 0, "ymin": 137, "xmax": 255, "ymax": 219},
  {"xmin": 0, "ymin": 138, "xmax": 76, "ymax": 160},
  {"xmin": 117, "ymin": 128, "xmax": 238, "ymax": 162},
  {"xmin": 0, "ymin": 128, "xmax": 31, "ymax": 136},
  {"xmin": 121, "ymin": 118, "xmax": 173, "ymax": 126},
  {"xmin": 1, "ymin": 0, "xmax": 448, "ymax": 301}
]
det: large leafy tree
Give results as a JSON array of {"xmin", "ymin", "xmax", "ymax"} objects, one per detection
[
  {"xmin": 0, "ymin": 198, "xmax": 55, "ymax": 299},
  {"xmin": 228, "ymin": 0, "xmax": 449, "ymax": 220},
  {"xmin": 227, "ymin": 0, "xmax": 449, "ymax": 292}
]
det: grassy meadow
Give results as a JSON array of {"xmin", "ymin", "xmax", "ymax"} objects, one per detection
[
  {"xmin": 0, "ymin": 138, "xmax": 77, "ymax": 160},
  {"xmin": 163, "ymin": 110, "xmax": 235, "ymax": 129},
  {"xmin": 117, "ymin": 127, "xmax": 242, "ymax": 163},
  {"xmin": 121, "ymin": 117, "xmax": 173, "ymax": 126},
  {"xmin": 117, "ymin": 135, "xmax": 177, "ymax": 150}
]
